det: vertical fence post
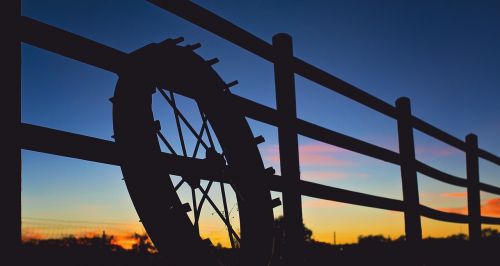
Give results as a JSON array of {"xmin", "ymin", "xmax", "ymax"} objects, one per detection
[
  {"xmin": 273, "ymin": 33, "xmax": 303, "ymax": 264},
  {"xmin": 395, "ymin": 97, "xmax": 422, "ymax": 243},
  {"xmin": 466, "ymin": 134, "xmax": 481, "ymax": 241},
  {"xmin": 2, "ymin": 0, "xmax": 22, "ymax": 258}
]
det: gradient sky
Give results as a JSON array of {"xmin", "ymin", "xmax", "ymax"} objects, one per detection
[{"xmin": 21, "ymin": 0, "xmax": 500, "ymax": 246}]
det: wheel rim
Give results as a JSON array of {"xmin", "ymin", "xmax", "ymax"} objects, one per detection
[{"xmin": 112, "ymin": 41, "xmax": 274, "ymax": 265}]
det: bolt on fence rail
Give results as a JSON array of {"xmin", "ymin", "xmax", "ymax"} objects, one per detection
[{"xmin": 12, "ymin": 0, "xmax": 500, "ymax": 264}]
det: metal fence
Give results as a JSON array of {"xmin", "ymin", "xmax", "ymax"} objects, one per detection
[{"xmin": 9, "ymin": 0, "xmax": 500, "ymax": 262}]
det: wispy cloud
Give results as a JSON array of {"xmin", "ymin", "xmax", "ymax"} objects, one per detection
[
  {"xmin": 415, "ymin": 146, "xmax": 460, "ymax": 157},
  {"xmin": 440, "ymin": 192, "xmax": 467, "ymax": 198},
  {"xmin": 437, "ymin": 197, "xmax": 500, "ymax": 217},
  {"xmin": 301, "ymin": 171, "xmax": 369, "ymax": 181},
  {"xmin": 299, "ymin": 153, "xmax": 352, "ymax": 167},
  {"xmin": 437, "ymin": 206, "xmax": 468, "ymax": 215},
  {"xmin": 482, "ymin": 198, "xmax": 500, "ymax": 217},
  {"xmin": 299, "ymin": 144, "xmax": 345, "ymax": 153},
  {"xmin": 303, "ymin": 199, "xmax": 346, "ymax": 209},
  {"xmin": 263, "ymin": 144, "xmax": 353, "ymax": 167}
]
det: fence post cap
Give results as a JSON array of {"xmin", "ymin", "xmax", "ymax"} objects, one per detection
[
  {"xmin": 466, "ymin": 133, "xmax": 478, "ymax": 144},
  {"xmin": 272, "ymin": 33, "xmax": 292, "ymax": 43},
  {"xmin": 395, "ymin": 97, "xmax": 411, "ymax": 107}
]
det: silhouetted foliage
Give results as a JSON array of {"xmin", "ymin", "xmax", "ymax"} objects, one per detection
[
  {"xmin": 357, "ymin": 234, "xmax": 391, "ymax": 245},
  {"xmin": 20, "ymin": 227, "xmax": 500, "ymax": 265},
  {"xmin": 446, "ymin": 233, "xmax": 468, "ymax": 241},
  {"xmin": 273, "ymin": 215, "xmax": 313, "ymax": 242},
  {"xmin": 481, "ymin": 228, "xmax": 500, "ymax": 240},
  {"xmin": 132, "ymin": 232, "xmax": 157, "ymax": 254},
  {"xmin": 21, "ymin": 231, "xmax": 167, "ymax": 266},
  {"xmin": 23, "ymin": 231, "xmax": 123, "ymax": 252}
]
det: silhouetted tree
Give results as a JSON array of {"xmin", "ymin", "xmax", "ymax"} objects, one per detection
[
  {"xmin": 357, "ymin": 234, "xmax": 391, "ymax": 245},
  {"xmin": 393, "ymin": 235, "xmax": 406, "ymax": 242},
  {"xmin": 270, "ymin": 216, "xmax": 313, "ymax": 265},
  {"xmin": 132, "ymin": 233, "xmax": 156, "ymax": 254},
  {"xmin": 273, "ymin": 216, "xmax": 313, "ymax": 242},
  {"xmin": 445, "ymin": 233, "xmax": 468, "ymax": 241},
  {"xmin": 482, "ymin": 228, "xmax": 500, "ymax": 240}
]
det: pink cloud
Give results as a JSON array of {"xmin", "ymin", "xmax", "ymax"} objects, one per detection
[
  {"xmin": 263, "ymin": 144, "xmax": 353, "ymax": 167},
  {"xmin": 303, "ymin": 199, "xmax": 346, "ymax": 209},
  {"xmin": 299, "ymin": 153, "xmax": 352, "ymax": 167},
  {"xmin": 482, "ymin": 198, "xmax": 500, "ymax": 217},
  {"xmin": 440, "ymin": 192, "xmax": 467, "ymax": 198},
  {"xmin": 437, "ymin": 197, "xmax": 500, "ymax": 217},
  {"xmin": 264, "ymin": 144, "xmax": 345, "ymax": 154},
  {"xmin": 415, "ymin": 146, "xmax": 460, "ymax": 157},
  {"xmin": 299, "ymin": 144, "xmax": 345, "ymax": 153},
  {"xmin": 301, "ymin": 171, "xmax": 369, "ymax": 181},
  {"xmin": 301, "ymin": 171, "xmax": 347, "ymax": 180}
]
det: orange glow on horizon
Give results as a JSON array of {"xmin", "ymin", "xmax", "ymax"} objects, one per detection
[
  {"xmin": 436, "ymin": 197, "xmax": 500, "ymax": 217},
  {"xmin": 440, "ymin": 192, "xmax": 467, "ymax": 198},
  {"xmin": 22, "ymin": 227, "xmax": 147, "ymax": 250},
  {"xmin": 21, "ymin": 220, "xmax": 149, "ymax": 250}
]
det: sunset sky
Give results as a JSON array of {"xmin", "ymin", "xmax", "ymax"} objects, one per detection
[{"xmin": 21, "ymin": 0, "xmax": 500, "ymax": 247}]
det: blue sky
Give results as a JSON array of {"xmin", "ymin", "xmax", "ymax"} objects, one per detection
[{"xmin": 21, "ymin": 0, "xmax": 500, "ymax": 244}]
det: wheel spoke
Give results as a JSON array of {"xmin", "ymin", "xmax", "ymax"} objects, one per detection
[
  {"xmin": 155, "ymin": 90, "xmax": 209, "ymax": 159},
  {"xmin": 198, "ymin": 106, "xmax": 215, "ymax": 149},
  {"xmin": 192, "ymin": 117, "xmax": 207, "ymax": 158},
  {"xmin": 194, "ymin": 181, "xmax": 213, "ymax": 228},
  {"xmin": 158, "ymin": 88, "xmax": 210, "ymax": 150},
  {"xmin": 220, "ymin": 182, "xmax": 236, "ymax": 248},
  {"xmin": 174, "ymin": 179, "xmax": 185, "ymax": 191},
  {"xmin": 191, "ymin": 187, "xmax": 199, "ymax": 235},
  {"xmin": 169, "ymin": 91, "xmax": 188, "ymax": 156},
  {"xmin": 198, "ymin": 185, "xmax": 241, "ymax": 243},
  {"xmin": 157, "ymin": 131, "xmax": 177, "ymax": 155}
]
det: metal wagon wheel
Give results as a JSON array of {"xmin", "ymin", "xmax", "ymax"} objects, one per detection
[{"xmin": 112, "ymin": 39, "xmax": 274, "ymax": 266}]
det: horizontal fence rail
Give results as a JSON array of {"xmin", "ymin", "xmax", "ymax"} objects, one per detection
[
  {"xmin": 479, "ymin": 182, "xmax": 500, "ymax": 196},
  {"xmin": 415, "ymin": 161, "xmax": 467, "ymax": 188},
  {"xmin": 21, "ymin": 123, "xmax": 500, "ymax": 227},
  {"xmin": 21, "ymin": 16, "xmax": 126, "ymax": 73},
  {"xmin": 18, "ymin": 1, "xmax": 500, "ymax": 259},
  {"xmin": 411, "ymin": 116, "xmax": 467, "ymax": 152},
  {"xmin": 21, "ymin": 123, "xmax": 406, "ymax": 211},
  {"xmin": 419, "ymin": 205, "xmax": 469, "ymax": 224},
  {"xmin": 20, "ymin": 123, "xmax": 228, "ymax": 182},
  {"xmin": 478, "ymin": 148, "xmax": 500, "ymax": 165}
]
